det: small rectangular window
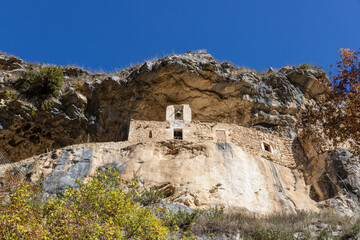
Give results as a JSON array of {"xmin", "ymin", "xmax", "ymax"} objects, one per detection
[
  {"xmin": 174, "ymin": 129, "xmax": 183, "ymax": 140},
  {"xmin": 216, "ymin": 130, "xmax": 226, "ymax": 142},
  {"xmin": 263, "ymin": 143, "xmax": 272, "ymax": 153}
]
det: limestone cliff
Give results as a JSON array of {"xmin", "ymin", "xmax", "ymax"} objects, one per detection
[
  {"xmin": 0, "ymin": 51, "xmax": 327, "ymax": 161},
  {"xmin": 0, "ymin": 51, "xmax": 359, "ymax": 216},
  {"xmin": 1, "ymin": 141, "xmax": 318, "ymax": 215}
]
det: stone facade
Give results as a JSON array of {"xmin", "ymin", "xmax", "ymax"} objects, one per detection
[{"xmin": 128, "ymin": 105, "xmax": 306, "ymax": 168}]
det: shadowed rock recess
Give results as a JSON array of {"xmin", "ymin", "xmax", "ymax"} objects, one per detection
[{"xmin": 1, "ymin": 51, "xmax": 359, "ymax": 216}]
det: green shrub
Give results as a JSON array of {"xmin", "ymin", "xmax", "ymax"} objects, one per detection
[
  {"xmin": 136, "ymin": 187, "xmax": 165, "ymax": 206},
  {"xmin": 250, "ymin": 226, "xmax": 298, "ymax": 240},
  {"xmin": 192, "ymin": 208, "xmax": 360, "ymax": 239},
  {"xmin": 0, "ymin": 169, "xmax": 169, "ymax": 239},
  {"xmin": 165, "ymin": 209, "xmax": 201, "ymax": 231},
  {"xmin": 20, "ymin": 66, "xmax": 63, "ymax": 96},
  {"xmin": 1, "ymin": 90, "xmax": 17, "ymax": 104},
  {"xmin": 40, "ymin": 99, "xmax": 55, "ymax": 111},
  {"xmin": 3, "ymin": 90, "xmax": 16, "ymax": 100},
  {"xmin": 299, "ymin": 63, "xmax": 322, "ymax": 70},
  {"xmin": 342, "ymin": 218, "xmax": 360, "ymax": 239}
]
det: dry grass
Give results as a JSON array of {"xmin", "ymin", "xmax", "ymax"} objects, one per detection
[
  {"xmin": 191, "ymin": 207, "xmax": 360, "ymax": 239},
  {"xmin": 230, "ymin": 66, "xmax": 279, "ymax": 79},
  {"xmin": 232, "ymin": 66, "xmax": 257, "ymax": 75}
]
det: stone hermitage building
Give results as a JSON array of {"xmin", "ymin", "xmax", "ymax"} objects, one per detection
[{"xmin": 128, "ymin": 104, "xmax": 306, "ymax": 168}]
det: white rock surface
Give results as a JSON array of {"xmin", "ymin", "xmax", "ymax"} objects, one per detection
[{"xmin": 6, "ymin": 140, "xmax": 318, "ymax": 215}]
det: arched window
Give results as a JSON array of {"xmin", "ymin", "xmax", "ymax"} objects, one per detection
[
  {"xmin": 175, "ymin": 109, "xmax": 183, "ymax": 120},
  {"xmin": 149, "ymin": 130, "xmax": 153, "ymax": 138}
]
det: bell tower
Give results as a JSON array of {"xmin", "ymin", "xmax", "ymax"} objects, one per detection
[{"xmin": 166, "ymin": 104, "xmax": 191, "ymax": 140}]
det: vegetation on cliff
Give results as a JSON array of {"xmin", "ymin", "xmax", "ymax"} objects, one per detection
[
  {"xmin": 327, "ymin": 48, "xmax": 360, "ymax": 149},
  {"xmin": 305, "ymin": 48, "xmax": 360, "ymax": 150},
  {"xmin": 1, "ymin": 50, "xmax": 360, "ymax": 239},
  {"xmin": 1, "ymin": 169, "xmax": 360, "ymax": 239},
  {"xmin": 0, "ymin": 51, "xmax": 330, "ymax": 161},
  {"xmin": 19, "ymin": 65, "xmax": 64, "ymax": 97},
  {"xmin": 0, "ymin": 169, "xmax": 171, "ymax": 239}
]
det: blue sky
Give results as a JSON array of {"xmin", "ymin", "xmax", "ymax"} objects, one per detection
[{"xmin": 1, "ymin": 0, "xmax": 359, "ymax": 73}]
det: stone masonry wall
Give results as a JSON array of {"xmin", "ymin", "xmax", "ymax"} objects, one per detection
[
  {"xmin": 128, "ymin": 120, "xmax": 306, "ymax": 168},
  {"xmin": 128, "ymin": 120, "xmax": 171, "ymax": 142}
]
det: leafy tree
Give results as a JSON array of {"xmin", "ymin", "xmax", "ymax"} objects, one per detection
[
  {"xmin": 327, "ymin": 48, "xmax": 359, "ymax": 148},
  {"xmin": 305, "ymin": 48, "xmax": 359, "ymax": 150}
]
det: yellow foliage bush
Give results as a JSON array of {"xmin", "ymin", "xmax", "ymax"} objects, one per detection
[{"xmin": 0, "ymin": 170, "xmax": 169, "ymax": 239}]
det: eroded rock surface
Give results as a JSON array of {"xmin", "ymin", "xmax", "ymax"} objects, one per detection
[
  {"xmin": 1, "ymin": 51, "xmax": 359, "ymax": 217},
  {"xmin": 298, "ymin": 128, "xmax": 360, "ymax": 216},
  {"xmin": 0, "ymin": 51, "xmax": 327, "ymax": 161},
  {"xmin": 4, "ymin": 141, "xmax": 318, "ymax": 215}
]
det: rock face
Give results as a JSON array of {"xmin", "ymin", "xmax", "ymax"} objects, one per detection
[
  {"xmin": 6, "ymin": 141, "xmax": 317, "ymax": 215},
  {"xmin": 0, "ymin": 51, "xmax": 359, "ymax": 216},
  {"xmin": 299, "ymin": 129, "xmax": 360, "ymax": 216},
  {"xmin": 0, "ymin": 51, "xmax": 327, "ymax": 161},
  {"xmin": 0, "ymin": 53, "xmax": 25, "ymax": 71}
]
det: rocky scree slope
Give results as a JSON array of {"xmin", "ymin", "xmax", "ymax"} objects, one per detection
[{"xmin": 1, "ymin": 51, "xmax": 359, "ymax": 216}]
